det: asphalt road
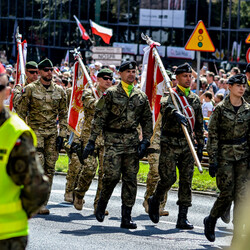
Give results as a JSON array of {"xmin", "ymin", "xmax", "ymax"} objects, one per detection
[{"xmin": 27, "ymin": 174, "xmax": 233, "ymax": 250}]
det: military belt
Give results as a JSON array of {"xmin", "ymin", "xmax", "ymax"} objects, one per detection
[
  {"xmin": 105, "ymin": 127, "xmax": 137, "ymax": 133},
  {"xmin": 220, "ymin": 137, "xmax": 247, "ymax": 145},
  {"xmin": 161, "ymin": 131, "xmax": 185, "ymax": 138}
]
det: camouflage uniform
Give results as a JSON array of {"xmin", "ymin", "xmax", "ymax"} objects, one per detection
[
  {"xmin": 207, "ymin": 96, "xmax": 250, "ymax": 222},
  {"xmin": 74, "ymin": 86, "xmax": 105, "ymax": 210},
  {"xmin": 17, "ymin": 79, "xmax": 67, "ymax": 205},
  {"xmin": 154, "ymin": 86, "xmax": 204, "ymax": 207},
  {"xmin": 143, "ymin": 115, "xmax": 168, "ymax": 212},
  {"xmin": 89, "ymin": 82, "xmax": 153, "ymax": 207},
  {"xmin": 243, "ymin": 82, "xmax": 250, "ymax": 103},
  {"xmin": 0, "ymin": 107, "xmax": 49, "ymax": 250}
]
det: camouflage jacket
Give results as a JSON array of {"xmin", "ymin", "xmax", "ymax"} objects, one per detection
[
  {"xmin": 17, "ymin": 79, "xmax": 68, "ymax": 137},
  {"xmin": 160, "ymin": 86, "xmax": 204, "ymax": 145},
  {"xmin": 13, "ymin": 80, "xmax": 33, "ymax": 111},
  {"xmin": 207, "ymin": 95, "xmax": 250, "ymax": 164},
  {"xmin": 243, "ymin": 82, "xmax": 250, "ymax": 103},
  {"xmin": 0, "ymin": 107, "xmax": 49, "ymax": 218},
  {"xmin": 89, "ymin": 83, "xmax": 153, "ymax": 153},
  {"xmin": 80, "ymin": 86, "xmax": 104, "ymax": 147}
]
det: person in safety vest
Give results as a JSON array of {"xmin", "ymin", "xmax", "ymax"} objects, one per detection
[{"xmin": 0, "ymin": 62, "xmax": 49, "ymax": 250}]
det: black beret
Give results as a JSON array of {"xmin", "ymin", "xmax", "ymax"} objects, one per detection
[
  {"xmin": 228, "ymin": 74, "xmax": 247, "ymax": 85},
  {"xmin": 246, "ymin": 63, "xmax": 250, "ymax": 73},
  {"xmin": 26, "ymin": 61, "xmax": 38, "ymax": 69},
  {"xmin": 119, "ymin": 60, "xmax": 137, "ymax": 72},
  {"xmin": 38, "ymin": 58, "xmax": 53, "ymax": 69},
  {"xmin": 97, "ymin": 68, "xmax": 113, "ymax": 78},
  {"xmin": 175, "ymin": 63, "xmax": 192, "ymax": 75}
]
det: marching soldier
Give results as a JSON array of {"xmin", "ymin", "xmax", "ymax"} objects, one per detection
[
  {"xmin": 0, "ymin": 63, "xmax": 49, "ymax": 249},
  {"xmin": 204, "ymin": 74, "xmax": 250, "ymax": 244},
  {"xmin": 17, "ymin": 58, "xmax": 68, "ymax": 214},
  {"xmin": 82, "ymin": 60, "xmax": 153, "ymax": 229},
  {"xmin": 73, "ymin": 68, "xmax": 113, "ymax": 214},
  {"xmin": 148, "ymin": 63, "xmax": 204, "ymax": 229}
]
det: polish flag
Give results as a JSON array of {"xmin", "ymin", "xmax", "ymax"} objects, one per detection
[
  {"xmin": 90, "ymin": 19, "xmax": 113, "ymax": 44},
  {"xmin": 141, "ymin": 45, "xmax": 169, "ymax": 127},
  {"xmin": 73, "ymin": 15, "xmax": 90, "ymax": 41},
  {"xmin": 67, "ymin": 61, "xmax": 88, "ymax": 136}
]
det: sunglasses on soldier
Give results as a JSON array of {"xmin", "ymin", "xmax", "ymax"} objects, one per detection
[
  {"xmin": 102, "ymin": 76, "xmax": 112, "ymax": 81},
  {"xmin": 43, "ymin": 68, "xmax": 53, "ymax": 72}
]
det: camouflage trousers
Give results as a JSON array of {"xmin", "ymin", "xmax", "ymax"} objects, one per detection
[
  {"xmin": 65, "ymin": 153, "xmax": 81, "ymax": 194},
  {"xmin": 154, "ymin": 141, "xmax": 194, "ymax": 207},
  {"xmin": 144, "ymin": 151, "xmax": 167, "ymax": 209},
  {"xmin": 210, "ymin": 158, "xmax": 249, "ymax": 225},
  {"xmin": 35, "ymin": 131, "xmax": 59, "ymax": 204},
  {"xmin": 74, "ymin": 146, "xmax": 104, "ymax": 210},
  {"xmin": 99, "ymin": 146, "xmax": 139, "ymax": 207},
  {"xmin": 0, "ymin": 236, "xmax": 27, "ymax": 250}
]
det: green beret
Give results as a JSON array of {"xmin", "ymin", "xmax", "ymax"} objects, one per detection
[
  {"xmin": 97, "ymin": 68, "xmax": 113, "ymax": 77},
  {"xmin": 228, "ymin": 74, "xmax": 247, "ymax": 85},
  {"xmin": 26, "ymin": 61, "xmax": 38, "ymax": 69},
  {"xmin": 175, "ymin": 63, "xmax": 192, "ymax": 75},
  {"xmin": 119, "ymin": 60, "xmax": 136, "ymax": 72},
  {"xmin": 38, "ymin": 58, "xmax": 53, "ymax": 69}
]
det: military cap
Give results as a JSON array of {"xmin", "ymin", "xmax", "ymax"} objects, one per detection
[
  {"xmin": 228, "ymin": 74, "xmax": 247, "ymax": 85},
  {"xmin": 175, "ymin": 63, "xmax": 192, "ymax": 75},
  {"xmin": 119, "ymin": 60, "xmax": 137, "ymax": 72},
  {"xmin": 246, "ymin": 63, "xmax": 250, "ymax": 73},
  {"xmin": 26, "ymin": 61, "xmax": 38, "ymax": 69},
  {"xmin": 97, "ymin": 68, "xmax": 113, "ymax": 78},
  {"xmin": 38, "ymin": 58, "xmax": 53, "ymax": 69}
]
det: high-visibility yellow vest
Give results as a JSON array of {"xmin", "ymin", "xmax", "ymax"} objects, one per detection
[{"xmin": 0, "ymin": 112, "xmax": 37, "ymax": 240}]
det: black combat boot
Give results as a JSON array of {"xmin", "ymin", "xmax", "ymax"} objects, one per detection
[
  {"xmin": 120, "ymin": 205, "xmax": 137, "ymax": 229},
  {"xmin": 148, "ymin": 196, "xmax": 160, "ymax": 223},
  {"xmin": 176, "ymin": 205, "xmax": 194, "ymax": 229},
  {"xmin": 203, "ymin": 215, "xmax": 217, "ymax": 242},
  {"xmin": 95, "ymin": 199, "xmax": 108, "ymax": 222}
]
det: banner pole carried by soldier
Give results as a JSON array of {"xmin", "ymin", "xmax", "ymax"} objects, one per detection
[{"xmin": 141, "ymin": 34, "xmax": 204, "ymax": 229}]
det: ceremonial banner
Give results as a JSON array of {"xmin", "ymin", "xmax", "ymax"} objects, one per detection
[
  {"xmin": 67, "ymin": 61, "xmax": 88, "ymax": 136},
  {"xmin": 141, "ymin": 45, "xmax": 168, "ymax": 126},
  {"xmin": 90, "ymin": 19, "xmax": 113, "ymax": 44},
  {"xmin": 73, "ymin": 15, "xmax": 90, "ymax": 41},
  {"xmin": 9, "ymin": 40, "xmax": 27, "ymax": 111}
]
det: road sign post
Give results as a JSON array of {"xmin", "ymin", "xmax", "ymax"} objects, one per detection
[{"xmin": 185, "ymin": 20, "xmax": 215, "ymax": 95}]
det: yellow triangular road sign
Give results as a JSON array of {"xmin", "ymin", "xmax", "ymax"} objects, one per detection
[
  {"xmin": 185, "ymin": 20, "xmax": 215, "ymax": 52},
  {"xmin": 245, "ymin": 34, "xmax": 250, "ymax": 44}
]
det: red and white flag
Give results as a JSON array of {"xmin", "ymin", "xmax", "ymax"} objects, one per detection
[
  {"xmin": 90, "ymin": 19, "xmax": 113, "ymax": 44},
  {"xmin": 141, "ymin": 45, "xmax": 169, "ymax": 127},
  {"xmin": 67, "ymin": 61, "xmax": 88, "ymax": 136},
  {"xmin": 9, "ymin": 40, "xmax": 27, "ymax": 111},
  {"xmin": 73, "ymin": 15, "xmax": 90, "ymax": 41}
]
